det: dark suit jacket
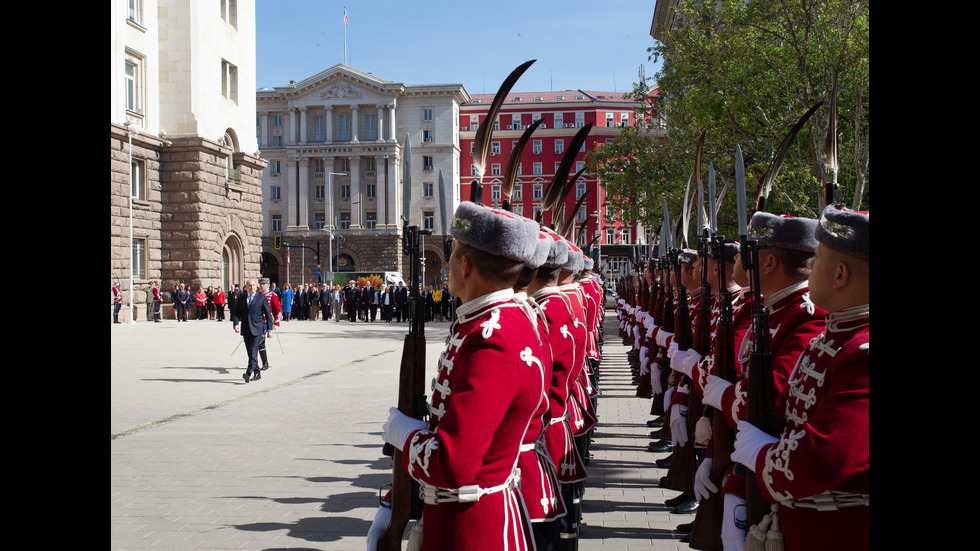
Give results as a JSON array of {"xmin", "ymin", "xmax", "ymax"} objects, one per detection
[{"xmin": 231, "ymin": 292, "xmax": 273, "ymax": 336}]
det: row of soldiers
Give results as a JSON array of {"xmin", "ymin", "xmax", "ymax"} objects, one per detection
[
  {"xmin": 369, "ymin": 200, "xmax": 607, "ymax": 551},
  {"xmin": 616, "ymin": 205, "xmax": 869, "ymax": 551}
]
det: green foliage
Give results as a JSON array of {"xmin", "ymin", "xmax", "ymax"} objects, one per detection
[{"xmin": 587, "ymin": 0, "xmax": 869, "ymax": 241}]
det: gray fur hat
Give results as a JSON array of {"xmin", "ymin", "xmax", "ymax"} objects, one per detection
[
  {"xmin": 539, "ymin": 227, "xmax": 569, "ymax": 268},
  {"xmin": 561, "ymin": 240, "xmax": 584, "ymax": 273},
  {"xmin": 815, "ymin": 205, "xmax": 869, "ymax": 259},
  {"xmin": 583, "ymin": 256, "xmax": 594, "ymax": 271},
  {"xmin": 450, "ymin": 201, "xmax": 540, "ymax": 263},
  {"xmin": 749, "ymin": 212, "xmax": 819, "ymax": 252},
  {"xmin": 678, "ymin": 249, "xmax": 698, "ymax": 266}
]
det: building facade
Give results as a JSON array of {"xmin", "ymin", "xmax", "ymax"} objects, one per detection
[
  {"xmin": 458, "ymin": 89, "xmax": 664, "ymax": 281},
  {"xmin": 110, "ymin": 0, "xmax": 266, "ymax": 321},
  {"xmin": 256, "ymin": 65, "xmax": 468, "ymax": 289}
]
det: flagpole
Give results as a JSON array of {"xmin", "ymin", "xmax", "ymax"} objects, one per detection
[{"xmin": 344, "ymin": 6, "xmax": 348, "ymax": 65}]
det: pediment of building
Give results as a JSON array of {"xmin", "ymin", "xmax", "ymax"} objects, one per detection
[{"xmin": 284, "ymin": 64, "xmax": 404, "ymax": 107}]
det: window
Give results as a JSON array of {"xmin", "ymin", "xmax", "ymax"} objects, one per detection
[
  {"xmin": 128, "ymin": 0, "xmax": 143, "ymax": 25},
  {"xmin": 314, "ymin": 116, "xmax": 325, "ymax": 141},
  {"xmin": 339, "ymin": 115, "xmax": 351, "ymax": 141},
  {"xmin": 555, "ymin": 140, "xmax": 564, "ymax": 154},
  {"xmin": 272, "ymin": 214, "xmax": 282, "ymax": 233},
  {"xmin": 533, "ymin": 163, "xmax": 542, "ymax": 175},
  {"xmin": 271, "ymin": 136, "xmax": 283, "ymax": 147},
  {"xmin": 491, "ymin": 142, "xmax": 500, "ymax": 155},
  {"xmin": 576, "ymin": 161, "xmax": 585, "ymax": 172},
  {"xmin": 532, "ymin": 140, "xmax": 542, "ymax": 154},
  {"xmin": 576, "ymin": 113, "xmax": 584, "ymax": 127},
  {"xmin": 423, "ymin": 156, "xmax": 433, "ymax": 170},
  {"xmin": 341, "ymin": 183, "xmax": 351, "ymax": 199},
  {"xmin": 315, "ymin": 184, "xmax": 325, "ymax": 200},
  {"xmin": 423, "ymin": 211, "xmax": 434, "ymax": 231},
  {"xmin": 554, "ymin": 113, "xmax": 564, "ymax": 127},
  {"xmin": 606, "ymin": 228, "xmax": 614, "ymax": 244},
  {"xmin": 606, "ymin": 113, "xmax": 615, "ymax": 127},
  {"xmin": 365, "ymin": 114, "xmax": 377, "ymax": 140},
  {"xmin": 314, "ymin": 213, "xmax": 326, "ymax": 230},
  {"xmin": 314, "ymin": 158, "xmax": 325, "ymax": 173},
  {"xmin": 337, "ymin": 158, "xmax": 350, "ymax": 172},
  {"xmin": 491, "ymin": 185, "xmax": 501, "ymax": 202},
  {"xmin": 621, "ymin": 113, "xmax": 630, "ymax": 126},
  {"xmin": 271, "ymin": 185, "xmax": 281, "ymax": 200},
  {"xmin": 130, "ymin": 159, "xmax": 145, "ymax": 200},
  {"xmin": 269, "ymin": 160, "xmax": 281, "ymax": 174},
  {"xmin": 220, "ymin": 0, "xmax": 238, "ymax": 27},
  {"xmin": 513, "ymin": 184, "xmax": 522, "ymax": 201},
  {"xmin": 124, "ymin": 54, "xmax": 143, "ymax": 115},
  {"xmin": 340, "ymin": 212, "xmax": 351, "ymax": 229},
  {"xmin": 471, "ymin": 164, "xmax": 478, "ymax": 176},
  {"xmin": 577, "ymin": 208, "xmax": 587, "ymax": 222},
  {"xmin": 554, "ymin": 162, "xmax": 562, "ymax": 173},
  {"xmin": 132, "ymin": 238, "xmax": 146, "ymax": 280},
  {"xmin": 491, "ymin": 164, "xmax": 501, "ymax": 176},
  {"xmin": 221, "ymin": 59, "xmax": 238, "ymax": 103},
  {"xmin": 423, "ymin": 108, "xmax": 433, "ymax": 121},
  {"xmin": 365, "ymin": 211, "xmax": 377, "ymax": 229},
  {"xmin": 424, "ymin": 182, "xmax": 434, "ymax": 197},
  {"xmin": 493, "ymin": 117, "xmax": 500, "ymax": 131},
  {"xmin": 512, "ymin": 114, "xmax": 521, "ymax": 128},
  {"xmin": 366, "ymin": 182, "xmax": 377, "ymax": 199},
  {"xmin": 533, "ymin": 184, "xmax": 543, "ymax": 200},
  {"xmin": 470, "ymin": 115, "xmax": 479, "ymax": 131},
  {"xmin": 577, "ymin": 182, "xmax": 586, "ymax": 198},
  {"xmin": 273, "ymin": 115, "xmax": 283, "ymax": 126},
  {"xmin": 423, "ymin": 129, "xmax": 433, "ymax": 142}
]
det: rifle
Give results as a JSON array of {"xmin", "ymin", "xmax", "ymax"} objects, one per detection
[
  {"xmin": 688, "ymin": 157, "xmax": 739, "ymax": 551},
  {"xmin": 378, "ymin": 138, "xmax": 432, "ymax": 551},
  {"xmin": 661, "ymin": 241, "xmax": 697, "ymax": 493}
]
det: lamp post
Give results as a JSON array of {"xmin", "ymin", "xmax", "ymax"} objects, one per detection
[
  {"xmin": 327, "ymin": 172, "xmax": 348, "ymax": 286},
  {"xmin": 124, "ymin": 120, "xmax": 139, "ymax": 322}
]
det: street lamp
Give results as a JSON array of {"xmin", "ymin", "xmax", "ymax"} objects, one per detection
[
  {"xmin": 327, "ymin": 172, "xmax": 348, "ymax": 286},
  {"xmin": 124, "ymin": 120, "xmax": 139, "ymax": 323}
]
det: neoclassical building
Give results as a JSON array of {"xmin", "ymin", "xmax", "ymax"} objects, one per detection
[
  {"xmin": 110, "ymin": 0, "xmax": 266, "ymax": 321},
  {"xmin": 256, "ymin": 65, "xmax": 468, "ymax": 288}
]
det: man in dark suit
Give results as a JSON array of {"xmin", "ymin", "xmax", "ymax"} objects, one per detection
[
  {"xmin": 394, "ymin": 281, "xmax": 408, "ymax": 322},
  {"xmin": 175, "ymin": 283, "xmax": 191, "ymax": 322},
  {"xmin": 231, "ymin": 279, "xmax": 274, "ymax": 383}
]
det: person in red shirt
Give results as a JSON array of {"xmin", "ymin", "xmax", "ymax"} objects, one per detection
[
  {"xmin": 151, "ymin": 281, "xmax": 162, "ymax": 323},
  {"xmin": 214, "ymin": 286, "xmax": 226, "ymax": 321}
]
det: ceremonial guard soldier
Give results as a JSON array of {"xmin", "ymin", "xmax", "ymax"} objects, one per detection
[
  {"xmin": 701, "ymin": 212, "xmax": 827, "ymax": 550},
  {"xmin": 730, "ymin": 205, "xmax": 869, "ymax": 551},
  {"xmin": 379, "ymin": 201, "xmax": 550, "ymax": 551},
  {"xmin": 112, "ymin": 281, "xmax": 123, "ymax": 323},
  {"xmin": 529, "ymin": 229, "xmax": 587, "ymax": 551}
]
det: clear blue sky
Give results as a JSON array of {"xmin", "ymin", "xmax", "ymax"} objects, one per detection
[{"xmin": 256, "ymin": 0, "xmax": 662, "ymax": 95}]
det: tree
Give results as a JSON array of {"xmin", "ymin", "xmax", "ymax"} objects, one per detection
[{"xmin": 588, "ymin": 0, "xmax": 869, "ymax": 241}]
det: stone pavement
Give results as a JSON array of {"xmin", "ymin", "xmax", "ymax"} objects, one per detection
[{"xmin": 111, "ymin": 310, "xmax": 691, "ymax": 550}]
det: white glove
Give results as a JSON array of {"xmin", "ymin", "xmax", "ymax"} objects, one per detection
[
  {"xmin": 656, "ymin": 329, "xmax": 674, "ymax": 348},
  {"xmin": 639, "ymin": 346, "xmax": 650, "ymax": 375},
  {"xmin": 694, "ymin": 458, "xmax": 718, "ymax": 502},
  {"xmin": 663, "ymin": 386, "xmax": 674, "ymax": 412},
  {"xmin": 670, "ymin": 403, "xmax": 688, "ymax": 447},
  {"xmin": 366, "ymin": 505, "xmax": 391, "ymax": 551},
  {"xmin": 676, "ymin": 350, "xmax": 702, "ymax": 377},
  {"xmin": 702, "ymin": 375, "xmax": 732, "ymax": 409},
  {"xmin": 731, "ymin": 421, "xmax": 778, "ymax": 473},
  {"xmin": 651, "ymin": 361, "xmax": 663, "ymax": 395},
  {"xmin": 382, "ymin": 407, "xmax": 428, "ymax": 452},
  {"xmin": 667, "ymin": 341, "xmax": 681, "ymax": 364}
]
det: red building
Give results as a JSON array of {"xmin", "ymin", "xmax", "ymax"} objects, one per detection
[{"xmin": 459, "ymin": 89, "xmax": 663, "ymax": 279}]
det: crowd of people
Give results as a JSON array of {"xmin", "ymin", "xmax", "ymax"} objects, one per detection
[{"xmin": 615, "ymin": 204, "xmax": 869, "ymax": 551}]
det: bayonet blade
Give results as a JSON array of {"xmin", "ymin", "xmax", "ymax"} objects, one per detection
[
  {"xmin": 708, "ymin": 162, "xmax": 717, "ymax": 235},
  {"xmin": 736, "ymin": 144, "xmax": 747, "ymax": 239}
]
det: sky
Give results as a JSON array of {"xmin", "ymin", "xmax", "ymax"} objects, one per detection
[{"xmin": 256, "ymin": 0, "xmax": 663, "ymax": 96}]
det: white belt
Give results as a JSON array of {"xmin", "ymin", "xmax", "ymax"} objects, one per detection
[
  {"xmin": 785, "ymin": 490, "xmax": 869, "ymax": 511},
  {"xmin": 419, "ymin": 471, "xmax": 521, "ymax": 505}
]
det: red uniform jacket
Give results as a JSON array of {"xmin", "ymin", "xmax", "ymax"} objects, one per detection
[
  {"xmin": 402, "ymin": 289, "xmax": 549, "ymax": 551},
  {"xmin": 752, "ymin": 306, "xmax": 869, "ymax": 551},
  {"xmin": 533, "ymin": 287, "xmax": 587, "ymax": 484}
]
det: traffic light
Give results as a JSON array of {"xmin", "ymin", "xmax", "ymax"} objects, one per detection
[{"xmin": 274, "ymin": 235, "xmax": 282, "ymax": 250}]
